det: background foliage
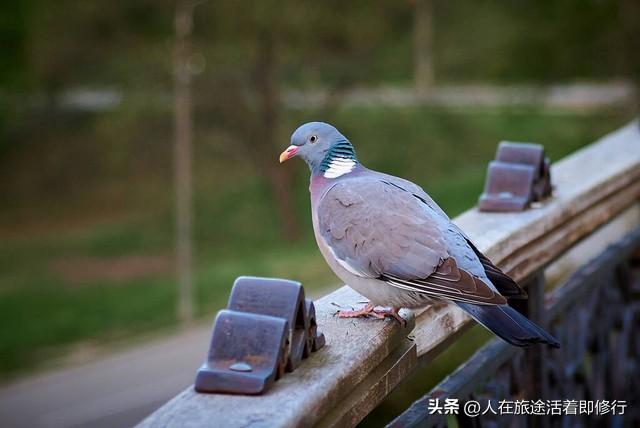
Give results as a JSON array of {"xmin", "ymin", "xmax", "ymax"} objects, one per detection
[{"xmin": 0, "ymin": 6, "xmax": 637, "ymax": 424}]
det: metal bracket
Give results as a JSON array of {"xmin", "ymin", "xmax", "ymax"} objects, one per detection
[
  {"xmin": 478, "ymin": 142, "xmax": 552, "ymax": 212},
  {"xmin": 195, "ymin": 276, "xmax": 325, "ymax": 395}
]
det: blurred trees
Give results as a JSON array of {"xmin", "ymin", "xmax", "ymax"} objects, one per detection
[
  {"xmin": 3, "ymin": 1, "xmax": 635, "ymax": 94},
  {"xmin": 414, "ymin": 0, "xmax": 434, "ymax": 91},
  {"xmin": 0, "ymin": 0, "xmax": 638, "ymax": 237},
  {"xmin": 0, "ymin": 0, "xmax": 29, "ymax": 88},
  {"xmin": 619, "ymin": 0, "xmax": 640, "ymax": 110},
  {"xmin": 191, "ymin": 0, "xmax": 410, "ymax": 241},
  {"xmin": 25, "ymin": 1, "xmax": 173, "ymax": 98},
  {"xmin": 174, "ymin": 0, "xmax": 203, "ymax": 322}
]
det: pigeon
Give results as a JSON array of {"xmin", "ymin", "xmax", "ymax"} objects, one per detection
[{"xmin": 279, "ymin": 121, "xmax": 559, "ymax": 347}]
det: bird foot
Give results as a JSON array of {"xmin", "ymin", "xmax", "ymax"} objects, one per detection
[{"xmin": 336, "ymin": 303, "xmax": 406, "ymax": 327}]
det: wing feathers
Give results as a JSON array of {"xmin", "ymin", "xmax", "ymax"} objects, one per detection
[
  {"xmin": 318, "ymin": 179, "xmax": 446, "ymax": 279},
  {"xmin": 383, "ymin": 258, "xmax": 507, "ymax": 305}
]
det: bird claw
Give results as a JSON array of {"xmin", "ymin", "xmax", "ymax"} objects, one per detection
[{"xmin": 335, "ymin": 303, "xmax": 406, "ymax": 327}]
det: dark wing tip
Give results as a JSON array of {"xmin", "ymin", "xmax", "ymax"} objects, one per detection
[{"xmin": 465, "ymin": 239, "xmax": 528, "ymax": 300}]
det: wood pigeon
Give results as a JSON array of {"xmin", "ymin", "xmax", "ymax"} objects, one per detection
[{"xmin": 280, "ymin": 122, "xmax": 559, "ymax": 347}]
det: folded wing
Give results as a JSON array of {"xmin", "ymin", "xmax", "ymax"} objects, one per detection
[{"xmin": 317, "ymin": 178, "xmax": 507, "ymax": 306}]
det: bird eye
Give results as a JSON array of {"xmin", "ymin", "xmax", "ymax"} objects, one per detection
[{"xmin": 309, "ymin": 135, "xmax": 318, "ymax": 143}]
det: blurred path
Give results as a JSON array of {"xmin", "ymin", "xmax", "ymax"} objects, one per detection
[
  {"xmin": 50, "ymin": 81, "xmax": 636, "ymax": 112},
  {"xmin": 0, "ymin": 325, "xmax": 211, "ymax": 428},
  {"xmin": 284, "ymin": 81, "xmax": 636, "ymax": 110}
]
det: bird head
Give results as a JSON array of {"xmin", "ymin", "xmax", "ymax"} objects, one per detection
[{"xmin": 280, "ymin": 122, "xmax": 357, "ymax": 176}]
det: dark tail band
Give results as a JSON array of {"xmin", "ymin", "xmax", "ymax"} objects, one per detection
[{"xmin": 456, "ymin": 302, "xmax": 560, "ymax": 348}]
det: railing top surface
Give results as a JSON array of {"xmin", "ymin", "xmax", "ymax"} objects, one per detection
[
  {"xmin": 139, "ymin": 120, "xmax": 640, "ymax": 428},
  {"xmin": 457, "ymin": 120, "xmax": 640, "ymax": 263}
]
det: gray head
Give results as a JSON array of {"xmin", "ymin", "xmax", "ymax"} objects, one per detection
[{"xmin": 280, "ymin": 122, "xmax": 358, "ymax": 177}]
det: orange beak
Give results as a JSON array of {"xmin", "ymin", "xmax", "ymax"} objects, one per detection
[{"xmin": 279, "ymin": 145, "xmax": 299, "ymax": 163}]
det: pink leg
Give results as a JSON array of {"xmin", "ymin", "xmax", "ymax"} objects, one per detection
[
  {"xmin": 373, "ymin": 306, "xmax": 407, "ymax": 327},
  {"xmin": 336, "ymin": 304, "xmax": 406, "ymax": 326},
  {"xmin": 335, "ymin": 303, "xmax": 376, "ymax": 318}
]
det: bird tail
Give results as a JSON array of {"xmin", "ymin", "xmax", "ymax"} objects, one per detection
[{"xmin": 456, "ymin": 302, "xmax": 560, "ymax": 348}]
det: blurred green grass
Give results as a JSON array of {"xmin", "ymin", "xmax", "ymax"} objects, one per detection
[{"xmin": 0, "ymin": 104, "xmax": 633, "ymax": 379}]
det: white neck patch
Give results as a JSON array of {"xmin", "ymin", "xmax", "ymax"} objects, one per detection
[{"xmin": 323, "ymin": 157, "xmax": 356, "ymax": 178}]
